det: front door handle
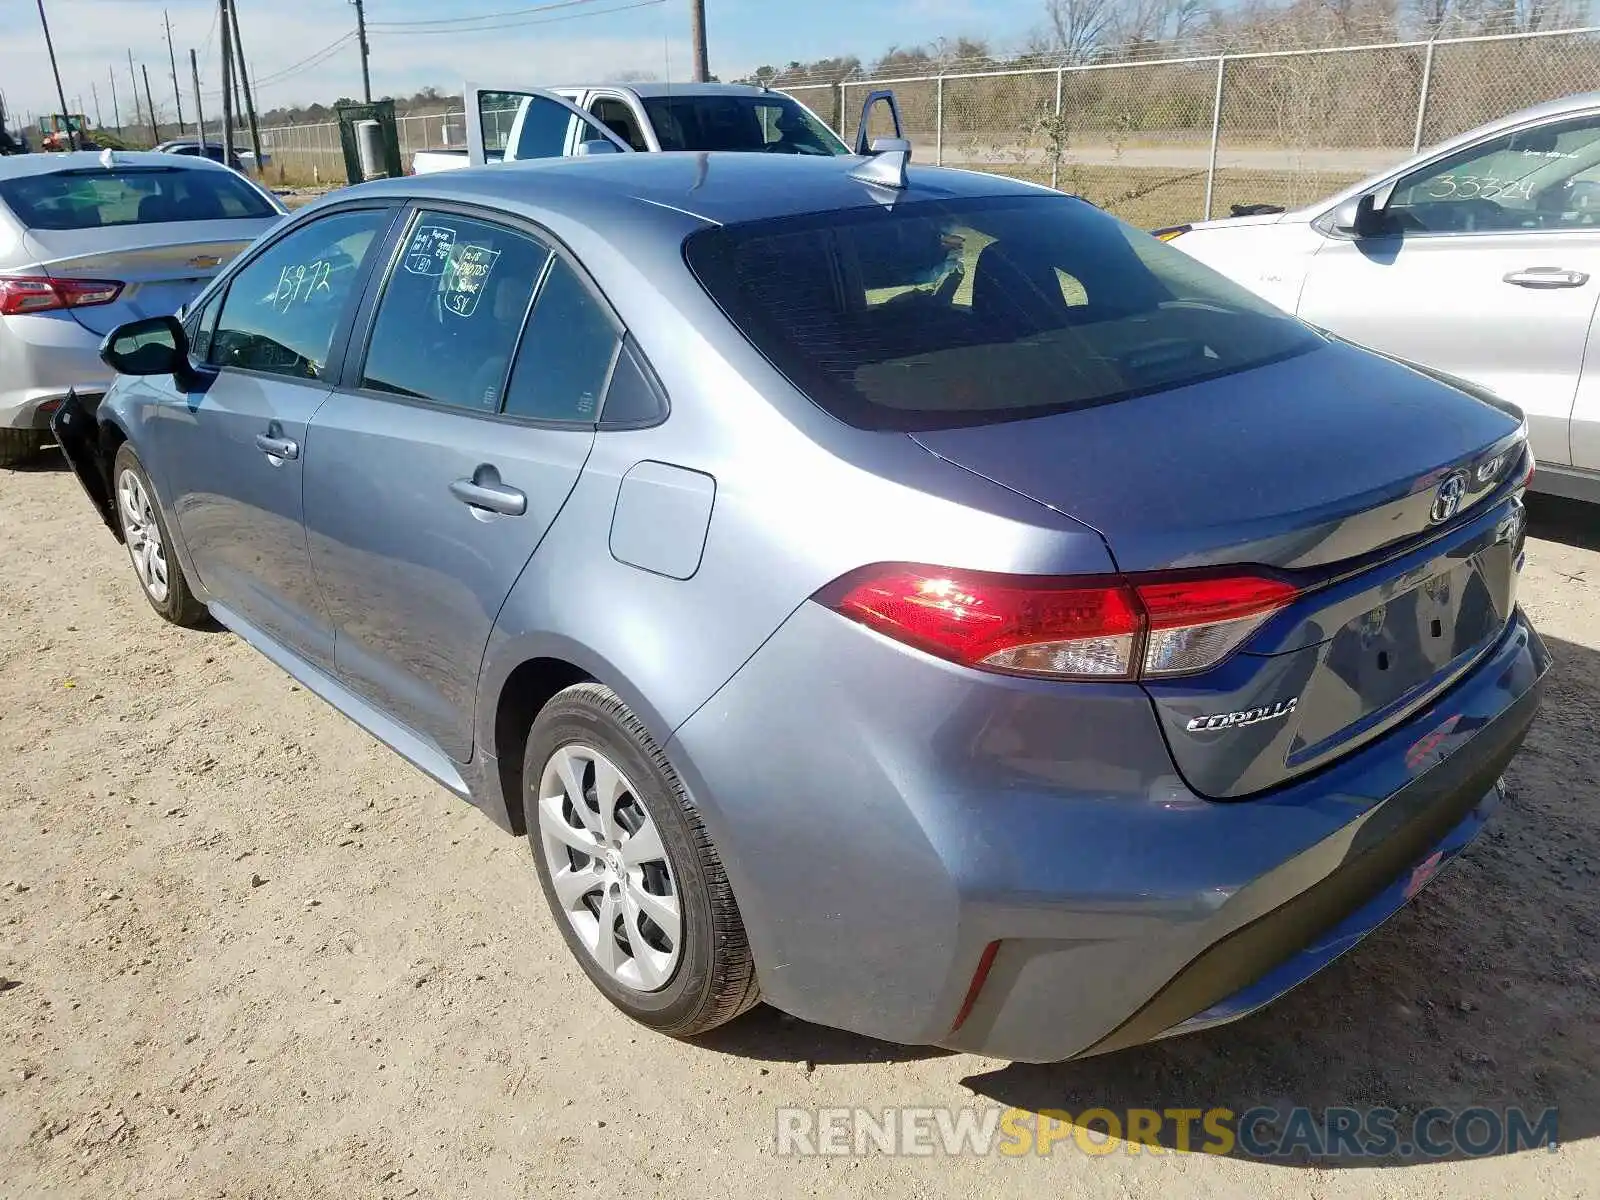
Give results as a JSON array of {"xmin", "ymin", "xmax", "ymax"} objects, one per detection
[
  {"xmin": 450, "ymin": 468, "xmax": 527, "ymax": 517},
  {"xmin": 1503, "ymin": 267, "xmax": 1589, "ymax": 289},
  {"xmin": 254, "ymin": 432, "xmax": 299, "ymax": 460}
]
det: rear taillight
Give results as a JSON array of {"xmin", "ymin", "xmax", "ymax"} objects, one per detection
[
  {"xmin": 0, "ymin": 275, "xmax": 125, "ymax": 316},
  {"xmin": 820, "ymin": 565, "xmax": 1299, "ymax": 681}
]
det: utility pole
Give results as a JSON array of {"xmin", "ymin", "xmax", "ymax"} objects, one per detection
[
  {"xmin": 229, "ymin": 0, "xmax": 264, "ymax": 173},
  {"xmin": 352, "ymin": 0, "xmax": 372, "ymax": 102},
  {"xmin": 219, "ymin": 0, "xmax": 235, "ymax": 165},
  {"xmin": 91, "ymin": 82, "xmax": 103, "ymax": 128},
  {"xmin": 689, "ymin": 0, "xmax": 709, "ymax": 83},
  {"xmin": 164, "ymin": 9, "xmax": 186, "ymax": 134},
  {"xmin": 190, "ymin": 48, "xmax": 206, "ymax": 144},
  {"xmin": 142, "ymin": 63, "xmax": 159, "ymax": 143},
  {"xmin": 36, "ymin": 0, "xmax": 79, "ymax": 149},
  {"xmin": 109, "ymin": 67, "xmax": 121, "ymax": 136},
  {"xmin": 128, "ymin": 50, "xmax": 143, "ymax": 143}
]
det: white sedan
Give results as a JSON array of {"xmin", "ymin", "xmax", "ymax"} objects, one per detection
[{"xmin": 1160, "ymin": 91, "xmax": 1600, "ymax": 504}]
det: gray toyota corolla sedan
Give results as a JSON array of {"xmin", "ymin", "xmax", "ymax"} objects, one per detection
[{"xmin": 55, "ymin": 143, "xmax": 1546, "ymax": 1062}]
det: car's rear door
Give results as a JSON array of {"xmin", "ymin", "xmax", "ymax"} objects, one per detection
[
  {"xmin": 303, "ymin": 205, "xmax": 624, "ymax": 762},
  {"xmin": 463, "ymin": 83, "xmax": 633, "ymax": 166},
  {"xmin": 155, "ymin": 203, "xmax": 399, "ymax": 670},
  {"xmin": 1296, "ymin": 110, "xmax": 1600, "ymax": 468}
]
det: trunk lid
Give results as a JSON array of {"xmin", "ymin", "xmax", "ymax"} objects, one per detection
[
  {"xmin": 24, "ymin": 221, "xmax": 271, "ymax": 336},
  {"xmin": 914, "ymin": 339, "xmax": 1530, "ymax": 797}
]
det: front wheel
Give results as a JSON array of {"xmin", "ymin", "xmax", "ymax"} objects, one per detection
[
  {"xmin": 112, "ymin": 444, "xmax": 208, "ymax": 627},
  {"xmin": 523, "ymin": 682, "xmax": 759, "ymax": 1037}
]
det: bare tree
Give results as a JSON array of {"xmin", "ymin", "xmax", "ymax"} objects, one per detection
[
  {"xmin": 1044, "ymin": 0, "xmax": 1118, "ymax": 63},
  {"xmin": 1115, "ymin": 0, "xmax": 1208, "ymax": 46}
]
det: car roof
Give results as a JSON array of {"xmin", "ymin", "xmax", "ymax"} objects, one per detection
[
  {"xmin": 0, "ymin": 149, "xmax": 235, "ymax": 181},
  {"xmin": 354, "ymin": 150, "xmax": 1056, "ymax": 229},
  {"xmin": 551, "ymin": 82, "xmax": 785, "ymax": 100}
]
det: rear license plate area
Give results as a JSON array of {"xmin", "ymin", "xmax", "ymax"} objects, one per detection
[{"xmin": 1332, "ymin": 563, "xmax": 1501, "ymax": 711}]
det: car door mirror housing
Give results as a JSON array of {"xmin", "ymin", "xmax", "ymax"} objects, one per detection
[
  {"xmin": 1330, "ymin": 192, "xmax": 1388, "ymax": 239},
  {"xmin": 576, "ymin": 139, "xmax": 621, "ymax": 156},
  {"xmin": 100, "ymin": 315, "xmax": 189, "ymax": 377}
]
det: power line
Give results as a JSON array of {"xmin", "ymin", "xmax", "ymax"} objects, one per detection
[
  {"xmin": 368, "ymin": 0, "xmax": 610, "ymax": 30},
  {"xmin": 372, "ymin": 0, "xmax": 664, "ymax": 36}
]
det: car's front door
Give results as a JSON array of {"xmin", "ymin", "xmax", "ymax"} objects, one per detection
[
  {"xmin": 303, "ymin": 208, "xmax": 623, "ymax": 761},
  {"xmin": 463, "ymin": 83, "xmax": 633, "ymax": 166},
  {"xmin": 160, "ymin": 205, "xmax": 396, "ymax": 669},
  {"xmin": 1297, "ymin": 111, "xmax": 1600, "ymax": 468}
]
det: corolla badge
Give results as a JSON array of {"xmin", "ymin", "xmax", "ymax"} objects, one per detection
[
  {"xmin": 1186, "ymin": 696, "xmax": 1298, "ymax": 733},
  {"xmin": 1430, "ymin": 471, "xmax": 1469, "ymax": 524}
]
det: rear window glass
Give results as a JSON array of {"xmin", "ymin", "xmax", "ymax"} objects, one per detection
[
  {"xmin": 685, "ymin": 195, "xmax": 1321, "ymax": 431},
  {"xmin": 0, "ymin": 167, "xmax": 276, "ymax": 231},
  {"xmin": 642, "ymin": 96, "xmax": 845, "ymax": 156}
]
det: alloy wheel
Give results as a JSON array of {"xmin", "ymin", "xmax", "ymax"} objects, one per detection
[
  {"xmin": 536, "ymin": 743, "xmax": 683, "ymax": 992},
  {"xmin": 117, "ymin": 468, "xmax": 170, "ymax": 604}
]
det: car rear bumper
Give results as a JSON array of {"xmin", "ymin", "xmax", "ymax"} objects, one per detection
[
  {"xmin": 0, "ymin": 312, "xmax": 109, "ymax": 428},
  {"xmin": 667, "ymin": 602, "xmax": 1547, "ymax": 1062}
]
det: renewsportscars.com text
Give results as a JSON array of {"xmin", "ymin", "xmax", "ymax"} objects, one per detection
[{"xmin": 775, "ymin": 1105, "xmax": 1560, "ymax": 1159}]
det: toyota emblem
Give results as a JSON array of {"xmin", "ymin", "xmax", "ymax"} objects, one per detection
[{"xmin": 1430, "ymin": 471, "xmax": 1468, "ymax": 524}]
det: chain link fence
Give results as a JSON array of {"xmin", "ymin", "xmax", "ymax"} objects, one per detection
[{"xmin": 250, "ymin": 24, "xmax": 1600, "ymax": 224}]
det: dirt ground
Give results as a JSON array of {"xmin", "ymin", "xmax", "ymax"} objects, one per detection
[{"xmin": 1, "ymin": 456, "xmax": 1597, "ymax": 1200}]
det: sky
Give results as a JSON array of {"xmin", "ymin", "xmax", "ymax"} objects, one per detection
[{"xmin": 2, "ymin": 0, "xmax": 1048, "ymax": 127}]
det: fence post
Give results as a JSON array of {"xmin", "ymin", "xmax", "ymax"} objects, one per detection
[
  {"xmin": 1203, "ymin": 55, "xmax": 1226, "ymax": 221},
  {"xmin": 1413, "ymin": 39, "xmax": 1437, "ymax": 153},
  {"xmin": 1052, "ymin": 66, "xmax": 1064, "ymax": 191},
  {"xmin": 838, "ymin": 82, "xmax": 847, "ymax": 139},
  {"xmin": 935, "ymin": 74, "xmax": 944, "ymax": 166}
]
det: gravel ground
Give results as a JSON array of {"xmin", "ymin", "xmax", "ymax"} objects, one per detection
[{"xmin": 1, "ymin": 456, "xmax": 1596, "ymax": 1200}]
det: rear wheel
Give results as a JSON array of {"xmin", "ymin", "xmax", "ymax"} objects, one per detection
[
  {"xmin": 0, "ymin": 429, "xmax": 45, "ymax": 468},
  {"xmin": 523, "ymin": 683, "xmax": 759, "ymax": 1037},
  {"xmin": 112, "ymin": 444, "xmax": 208, "ymax": 627}
]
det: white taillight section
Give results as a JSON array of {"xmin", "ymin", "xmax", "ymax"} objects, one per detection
[
  {"xmin": 820, "ymin": 566, "xmax": 1300, "ymax": 681},
  {"xmin": 1136, "ymin": 574, "xmax": 1301, "ymax": 677}
]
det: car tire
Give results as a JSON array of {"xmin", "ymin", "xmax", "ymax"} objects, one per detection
[
  {"xmin": 523, "ymin": 682, "xmax": 760, "ymax": 1038},
  {"xmin": 111, "ymin": 443, "xmax": 208, "ymax": 627},
  {"xmin": 0, "ymin": 428, "xmax": 45, "ymax": 468}
]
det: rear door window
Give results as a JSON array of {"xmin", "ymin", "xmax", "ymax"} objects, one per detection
[
  {"xmin": 361, "ymin": 212, "xmax": 552, "ymax": 411},
  {"xmin": 502, "ymin": 257, "xmax": 622, "ymax": 423},
  {"xmin": 590, "ymin": 97, "xmax": 649, "ymax": 151},
  {"xmin": 0, "ymin": 166, "xmax": 277, "ymax": 230},
  {"xmin": 208, "ymin": 208, "xmax": 390, "ymax": 379},
  {"xmin": 686, "ymin": 195, "xmax": 1320, "ymax": 431}
]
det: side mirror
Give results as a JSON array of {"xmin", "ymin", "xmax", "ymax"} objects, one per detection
[
  {"xmin": 576, "ymin": 139, "xmax": 620, "ymax": 156},
  {"xmin": 99, "ymin": 315, "xmax": 188, "ymax": 378},
  {"xmin": 1330, "ymin": 192, "xmax": 1388, "ymax": 239}
]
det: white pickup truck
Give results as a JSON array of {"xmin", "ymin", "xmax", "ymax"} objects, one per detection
[{"xmin": 410, "ymin": 82, "xmax": 849, "ymax": 174}]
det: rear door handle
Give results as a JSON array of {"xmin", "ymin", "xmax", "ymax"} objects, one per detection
[
  {"xmin": 450, "ymin": 472, "xmax": 527, "ymax": 517},
  {"xmin": 254, "ymin": 432, "xmax": 299, "ymax": 460},
  {"xmin": 1503, "ymin": 267, "xmax": 1589, "ymax": 289}
]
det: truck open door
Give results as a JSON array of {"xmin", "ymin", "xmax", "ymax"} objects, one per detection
[{"xmin": 463, "ymin": 83, "xmax": 634, "ymax": 167}]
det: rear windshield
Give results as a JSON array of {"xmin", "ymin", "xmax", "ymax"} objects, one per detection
[
  {"xmin": 0, "ymin": 166, "xmax": 275, "ymax": 231},
  {"xmin": 685, "ymin": 195, "xmax": 1321, "ymax": 431},
  {"xmin": 642, "ymin": 95, "xmax": 846, "ymax": 156}
]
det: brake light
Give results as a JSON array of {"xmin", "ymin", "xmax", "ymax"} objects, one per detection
[
  {"xmin": 0, "ymin": 275, "xmax": 125, "ymax": 316},
  {"xmin": 820, "ymin": 565, "xmax": 1299, "ymax": 681}
]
